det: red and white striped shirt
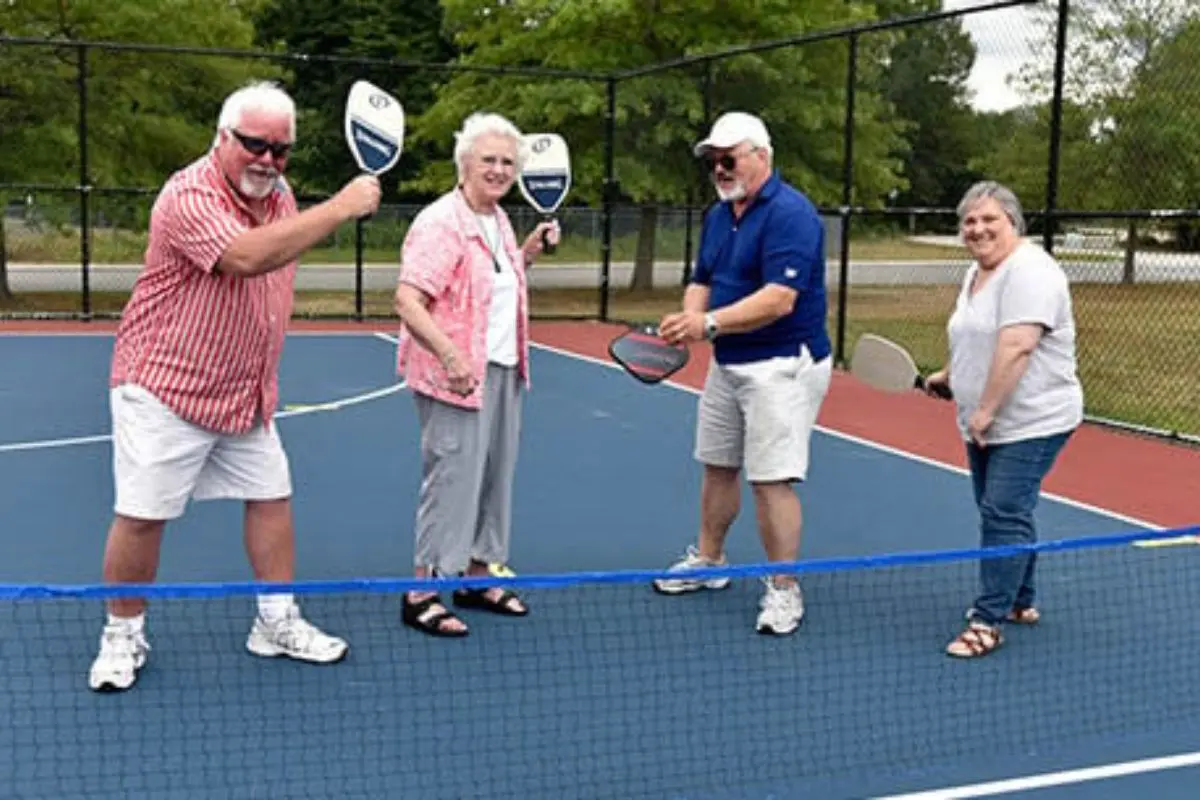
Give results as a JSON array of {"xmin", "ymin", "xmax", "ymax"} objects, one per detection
[{"xmin": 110, "ymin": 152, "xmax": 298, "ymax": 435}]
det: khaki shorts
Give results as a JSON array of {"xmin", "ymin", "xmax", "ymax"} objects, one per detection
[
  {"xmin": 694, "ymin": 349, "xmax": 832, "ymax": 483},
  {"xmin": 110, "ymin": 384, "xmax": 292, "ymax": 521}
]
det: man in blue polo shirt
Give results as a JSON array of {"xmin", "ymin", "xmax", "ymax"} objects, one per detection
[{"xmin": 652, "ymin": 111, "xmax": 832, "ymax": 636}]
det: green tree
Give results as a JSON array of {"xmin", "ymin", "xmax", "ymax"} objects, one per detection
[
  {"xmin": 869, "ymin": 0, "xmax": 980, "ymax": 210},
  {"xmin": 993, "ymin": 0, "xmax": 1199, "ymax": 215},
  {"xmin": 407, "ymin": 0, "xmax": 909, "ymax": 288},
  {"xmin": 251, "ymin": 0, "xmax": 457, "ymax": 198},
  {"xmin": 0, "ymin": 0, "xmax": 278, "ymax": 188},
  {"xmin": 1107, "ymin": 18, "xmax": 1200, "ymax": 248}
]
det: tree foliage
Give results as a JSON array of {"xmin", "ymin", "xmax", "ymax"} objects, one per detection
[
  {"xmin": 404, "ymin": 0, "xmax": 910, "ymax": 210},
  {"xmin": 251, "ymin": 0, "xmax": 456, "ymax": 198},
  {"xmin": 868, "ymin": 0, "xmax": 980, "ymax": 209},
  {"xmin": 0, "ymin": 0, "xmax": 276, "ymax": 188}
]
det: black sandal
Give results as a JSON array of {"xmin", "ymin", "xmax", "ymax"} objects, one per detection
[
  {"xmin": 452, "ymin": 587, "xmax": 529, "ymax": 617},
  {"xmin": 402, "ymin": 593, "xmax": 469, "ymax": 637}
]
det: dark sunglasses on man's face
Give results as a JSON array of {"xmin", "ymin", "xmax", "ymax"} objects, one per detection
[
  {"xmin": 702, "ymin": 152, "xmax": 740, "ymax": 173},
  {"xmin": 232, "ymin": 130, "xmax": 292, "ymax": 159}
]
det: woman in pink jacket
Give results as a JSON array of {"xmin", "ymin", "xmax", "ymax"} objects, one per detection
[{"xmin": 392, "ymin": 112, "xmax": 560, "ymax": 637}]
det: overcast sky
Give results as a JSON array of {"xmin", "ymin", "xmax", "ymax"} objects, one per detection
[{"xmin": 944, "ymin": 0, "xmax": 1040, "ymax": 111}]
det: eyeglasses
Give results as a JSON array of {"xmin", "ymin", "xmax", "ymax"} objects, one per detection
[
  {"xmin": 231, "ymin": 130, "xmax": 293, "ymax": 159},
  {"xmin": 702, "ymin": 152, "xmax": 739, "ymax": 173},
  {"xmin": 701, "ymin": 148, "xmax": 759, "ymax": 174}
]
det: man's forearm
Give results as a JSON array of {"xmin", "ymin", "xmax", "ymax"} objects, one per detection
[
  {"xmin": 682, "ymin": 283, "xmax": 710, "ymax": 314},
  {"xmin": 220, "ymin": 198, "xmax": 351, "ymax": 277},
  {"xmin": 710, "ymin": 285, "xmax": 795, "ymax": 335}
]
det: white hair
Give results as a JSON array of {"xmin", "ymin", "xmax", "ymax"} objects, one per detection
[
  {"xmin": 212, "ymin": 81, "xmax": 296, "ymax": 146},
  {"xmin": 453, "ymin": 112, "xmax": 526, "ymax": 181},
  {"xmin": 957, "ymin": 180, "xmax": 1026, "ymax": 235}
]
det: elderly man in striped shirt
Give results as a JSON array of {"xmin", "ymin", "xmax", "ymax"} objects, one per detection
[{"xmin": 87, "ymin": 81, "xmax": 381, "ymax": 692}]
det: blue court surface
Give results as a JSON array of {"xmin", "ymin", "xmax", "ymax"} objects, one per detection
[{"xmin": 0, "ymin": 331, "xmax": 1197, "ymax": 799}]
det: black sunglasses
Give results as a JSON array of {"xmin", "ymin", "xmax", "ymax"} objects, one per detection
[
  {"xmin": 701, "ymin": 152, "xmax": 740, "ymax": 173},
  {"xmin": 231, "ymin": 130, "xmax": 293, "ymax": 159}
]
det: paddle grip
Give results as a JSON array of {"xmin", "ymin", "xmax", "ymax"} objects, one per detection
[
  {"xmin": 540, "ymin": 214, "xmax": 557, "ymax": 255},
  {"xmin": 917, "ymin": 375, "xmax": 954, "ymax": 400}
]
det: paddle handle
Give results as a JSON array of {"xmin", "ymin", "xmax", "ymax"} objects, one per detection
[
  {"xmin": 541, "ymin": 214, "xmax": 556, "ymax": 255},
  {"xmin": 915, "ymin": 374, "xmax": 954, "ymax": 400}
]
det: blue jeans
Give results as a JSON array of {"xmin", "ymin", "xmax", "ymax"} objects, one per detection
[{"xmin": 965, "ymin": 430, "xmax": 1073, "ymax": 626}]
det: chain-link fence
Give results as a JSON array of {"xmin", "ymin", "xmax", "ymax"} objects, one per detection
[{"xmin": 3, "ymin": 0, "xmax": 1199, "ymax": 441}]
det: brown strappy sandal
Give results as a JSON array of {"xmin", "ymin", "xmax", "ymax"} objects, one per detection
[{"xmin": 945, "ymin": 621, "xmax": 1003, "ymax": 658}]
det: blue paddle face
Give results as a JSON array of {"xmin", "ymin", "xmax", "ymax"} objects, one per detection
[
  {"xmin": 519, "ymin": 134, "xmax": 571, "ymax": 214},
  {"xmin": 519, "ymin": 171, "xmax": 569, "ymax": 212},
  {"xmin": 608, "ymin": 328, "xmax": 689, "ymax": 384},
  {"xmin": 345, "ymin": 81, "xmax": 405, "ymax": 176},
  {"xmin": 348, "ymin": 117, "xmax": 400, "ymax": 175}
]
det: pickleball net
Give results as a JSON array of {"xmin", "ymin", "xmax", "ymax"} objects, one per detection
[{"xmin": 3, "ymin": 525, "xmax": 1198, "ymax": 800}]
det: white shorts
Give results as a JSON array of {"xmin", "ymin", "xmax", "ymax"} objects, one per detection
[
  {"xmin": 694, "ymin": 349, "xmax": 832, "ymax": 483},
  {"xmin": 110, "ymin": 384, "xmax": 293, "ymax": 521}
]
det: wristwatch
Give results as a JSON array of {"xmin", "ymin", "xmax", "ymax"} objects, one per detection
[{"xmin": 703, "ymin": 312, "xmax": 719, "ymax": 341}]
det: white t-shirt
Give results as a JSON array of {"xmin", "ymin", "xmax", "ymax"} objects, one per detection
[
  {"xmin": 947, "ymin": 241, "xmax": 1084, "ymax": 444},
  {"xmin": 477, "ymin": 212, "xmax": 519, "ymax": 367}
]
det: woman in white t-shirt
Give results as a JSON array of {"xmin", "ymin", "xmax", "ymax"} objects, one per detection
[{"xmin": 924, "ymin": 181, "xmax": 1083, "ymax": 659}]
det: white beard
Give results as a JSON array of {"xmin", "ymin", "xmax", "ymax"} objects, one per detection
[
  {"xmin": 715, "ymin": 179, "xmax": 747, "ymax": 202},
  {"xmin": 240, "ymin": 170, "xmax": 277, "ymax": 199}
]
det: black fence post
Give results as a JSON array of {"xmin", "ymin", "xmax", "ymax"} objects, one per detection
[
  {"xmin": 682, "ymin": 61, "xmax": 714, "ymax": 286},
  {"xmin": 1043, "ymin": 0, "xmax": 1070, "ymax": 254},
  {"xmin": 77, "ymin": 44, "xmax": 92, "ymax": 320},
  {"xmin": 834, "ymin": 33, "xmax": 858, "ymax": 367},
  {"xmin": 599, "ymin": 76, "xmax": 617, "ymax": 322},
  {"xmin": 354, "ymin": 218, "xmax": 364, "ymax": 320}
]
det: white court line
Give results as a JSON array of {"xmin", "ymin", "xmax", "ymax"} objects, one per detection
[
  {"xmin": 525, "ymin": 339, "xmax": 1166, "ymax": 533},
  {"xmin": 0, "ymin": 331, "xmax": 406, "ymax": 454},
  {"xmin": 872, "ymin": 750, "xmax": 1200, "ymax": 799},
  {"xmin": 0, "ymin": 381, "xmax": 406, "ymax": 454}
]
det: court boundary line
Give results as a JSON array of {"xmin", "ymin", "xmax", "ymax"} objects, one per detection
[
  {"xmin": 0, "ymin": 382, "xmax": 406, "ymax": 453},
  {"xmin": 0, "ymin": 330, "xmax": 406, "ymax": 456},
  {"xmin": 872, "ymin": 750, "xmax": 1200, "ymax": 799},
  {"xmin": 514, "ymin": 337, "xmax": 1165, "ymax": 534}
]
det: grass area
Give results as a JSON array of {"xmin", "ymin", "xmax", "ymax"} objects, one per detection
[
  {"xmin": 4, "ymin": 226, "xmax": 973, "ymax": 265},
  {"xmin": 5, "ymin": 225, "xmax": 1129, "ymax": 265},
  {"xmin": 2, "ymin": 282, "xmax": 1197, "ymax": 437}
]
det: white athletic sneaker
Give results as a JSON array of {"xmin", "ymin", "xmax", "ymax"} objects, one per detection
[
  {"xmin": 756, "ymin": 580, "xmax": 805, "ymax": 635},
  {"xmin": 652, "ymin": 546, "xmax": 732, "ymax": 595},
  {"xmin": 88, "ymin": 622, "xmax": 150, "ymax": 692},
  {"xmin": 245, "ymin": 604, "xmax": 348, "ymax": 664}
]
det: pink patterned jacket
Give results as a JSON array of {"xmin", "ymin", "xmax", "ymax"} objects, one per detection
[{"xmin": 395, "ymin": 188, "xmax": 531, "ymax": 409}]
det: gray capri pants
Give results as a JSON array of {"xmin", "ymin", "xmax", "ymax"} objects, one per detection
[{"xmin": 412, "ymin": 363, "xmax": 522, "ymax": 576}]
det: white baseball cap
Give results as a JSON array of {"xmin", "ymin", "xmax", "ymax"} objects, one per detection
[{"xmin": 693, "ymin": 111, "xmax": 772, "ymax": 156}]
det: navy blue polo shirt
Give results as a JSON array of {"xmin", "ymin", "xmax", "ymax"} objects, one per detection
[{"xmin": 692, "ymin": 171, "xmax": 831, "ymax": 365}]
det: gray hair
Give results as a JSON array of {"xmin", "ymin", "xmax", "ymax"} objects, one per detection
[
  {"xmin": 453, "ymin": 112, "xmax": 526, "ymax": 181},
  {"xmin": 213, "ymin": 81, "xmax": 296, "ymax": 146},
  {"xmin": 956, "ymin": 181, "xmax": 1026, "ymax": 235}
]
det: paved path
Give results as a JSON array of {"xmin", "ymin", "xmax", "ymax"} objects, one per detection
[{"xmin": 5, "ymin": 254, "xmax": 1199, "ymax": 292}]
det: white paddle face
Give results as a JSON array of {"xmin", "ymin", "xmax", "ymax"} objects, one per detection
[
  {"xmin": 518, "ymin": 133, "xmax": 571, "ymax": 214},
  {"xmin": 849, "ymin": 334, "xmax": 920, "ymax": 393},
  {"xmin": 344, "ymin": 80, "xmax": 405, "ymax": 176}
]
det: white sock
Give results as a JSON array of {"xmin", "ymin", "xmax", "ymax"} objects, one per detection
[
  {"xmin": 257, "ymin": 593, "xmax": 295, "ymax": 623},
  {"xmin": 108, "ymin": 612, "xmax": 145, "ymax": 635}
]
